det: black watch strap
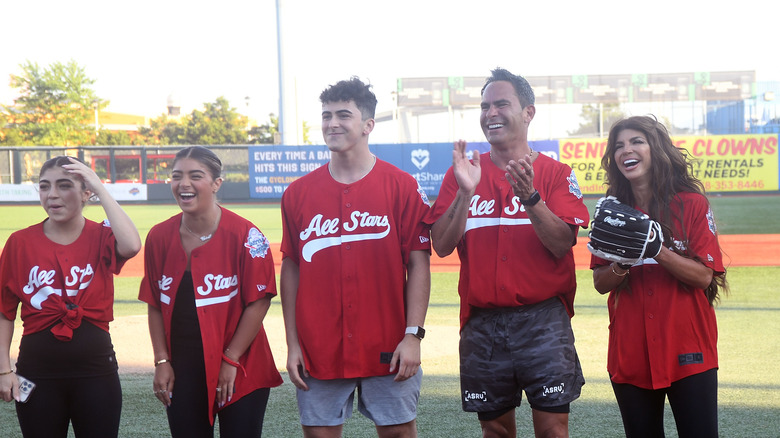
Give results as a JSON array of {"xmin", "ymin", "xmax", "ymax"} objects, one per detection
[
  {"xmin": 519, "ymin": 190, "xmax": 541, "ymax": 206},
  {"xmin": 405, "ymin": 326, "xmax": 425, "ymax": 340}
]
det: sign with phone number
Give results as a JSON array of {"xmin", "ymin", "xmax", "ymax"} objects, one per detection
[{"xmin": 559, "ymin": 134, "xmax": 778, "ymax": 194}]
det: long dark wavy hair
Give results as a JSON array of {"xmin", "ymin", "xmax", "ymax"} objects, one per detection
[{"xmin": 602, "ymin": 115, "xmax": 727, "ymax": 305}]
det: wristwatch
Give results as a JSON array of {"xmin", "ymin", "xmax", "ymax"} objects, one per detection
[
  {"xmin": 405, "ymin": 326, "xmax": 425, "ymax": 340},
  {"xmin": 519, "ymin": 190, "xmax": 541, "ymax": 206}
]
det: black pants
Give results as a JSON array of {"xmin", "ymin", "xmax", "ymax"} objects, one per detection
[
  {"xmin": 15, "ymin": 372, "xmax": 122, "ymax": 438},
  {"xmin": 166, "ymin": 345, "xmax": 270, "ymax": 437},
  {"xmin": 611, "ymin": 368, "xmax": 718, "ymax": 438}
]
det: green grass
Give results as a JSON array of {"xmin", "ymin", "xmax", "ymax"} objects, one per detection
[
  {"xmin": 1, "ymin": 268, "xmax": 778, "ymax": 437},
  {"xmin": 0, "ymin": 197, "xmax": 779, "ymax": 436}
]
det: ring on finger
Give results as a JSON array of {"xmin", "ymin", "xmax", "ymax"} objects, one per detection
[{"xmin": 216, "ymin": 387, "xmax": 222, "ymax": 392}]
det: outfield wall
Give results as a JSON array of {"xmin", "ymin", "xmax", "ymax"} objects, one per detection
[{"xmin": 1, "ymin": 134, "xmax": 777, "ymax": 203}]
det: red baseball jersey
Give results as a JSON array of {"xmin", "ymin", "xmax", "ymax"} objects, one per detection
[
  {"xmin": 426, "ymin": 152, "xmax": 589, "ymax": 328},
  {"xmin": 590, "ymin": 191, "xmax": 724, "ymax": 389},
  {"xmin": 1, "ymin": 219, "xmax": 126, "ymax": 340},
  {"xmin": 280, "ymin": 159, "xmax": 431, "ymax": 380},
  {"xmin": 138, "ymin": 207, "xmax": 282, "ymax": 419}
]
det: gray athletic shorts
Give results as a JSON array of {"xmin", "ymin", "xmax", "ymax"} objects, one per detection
[
  {"xmin": 460, "ymin": 297, "xmax": 584, "ymax": 413},
  {"xmin": 296, "ymin": 370, "xmax": 422, "ymax": 427}
]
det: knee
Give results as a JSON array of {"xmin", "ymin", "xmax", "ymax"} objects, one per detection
[
  {"xmin": 535, "ymin": 424, "xmax": 568, "ymax": 438},
  {"xmin": 480, "ymin": 415, "xmax": 516, "ymax": 438}
]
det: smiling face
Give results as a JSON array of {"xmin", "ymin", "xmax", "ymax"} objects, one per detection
[
  {"xmin": 480, "ymin": 81, "xmax": 534, "ymax": 147},
  {"xmin": 614, "ymin": 128, "xmax": 653, "ymax": 185},
  {"xmin": 38, "ymin": 166, "xmax": 89, "ymax": 225},
  {"xmin": 170, "ymin": 157, "xmax": 221, "ymax": 214},
  {"xmin": 321, "ymin": 100, "xmax": 373, "ymax": 154}
]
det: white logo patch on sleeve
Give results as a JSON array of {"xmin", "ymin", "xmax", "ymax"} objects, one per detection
[{"xmin": 245, "ymin": 227, "xmax": 270, "ymax": 258}]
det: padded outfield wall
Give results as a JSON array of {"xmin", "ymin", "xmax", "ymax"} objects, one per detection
[{"xmin": 1, "ymin": 134, "xmax": 777, "ymax": 203}]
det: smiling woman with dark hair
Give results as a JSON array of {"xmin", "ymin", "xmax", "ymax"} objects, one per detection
[
  {"xmin": 0, "ymin": 156, "xmax": 141, "ymax": 437},
  {"xmin": 591, "ymin": 116, "xmax": 728, "ymax": 438},
  {"xmin": 139, "ymin": 146, "xmax": 282, "ymax": 437}
]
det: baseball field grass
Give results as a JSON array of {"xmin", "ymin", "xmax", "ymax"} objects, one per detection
[{"xmin": 0, "ymin": 195, "xmax": 778, "ymax": 437}]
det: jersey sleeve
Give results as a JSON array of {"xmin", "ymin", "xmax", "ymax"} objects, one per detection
[
  {"xmin": 138, "ymin": 228, "xmax": 162, "ymax": 308},
  {"xmin": 542, "ymin": 163, "xmax": 589, "ymax": 229},
  {"xmin": 0, "ymin": 234, "xmax": 21, "ymax": 320},
  {"xmin": 683, "ymin": 195, "xmax": 725, "ymax": 275},
  {"xmin": 279, "ymin": 188, "xmax": 300, "ymax": 265},
  {"xmin": 99, "ymin": 220, "xmax": 129, "ymax": 276},
  {"xmin": 424, "ymin": 166, "xmax": 457, "ymax": 226},
  {"xmin": 400, "ymin": 178, "xmax": 432, "ymax": 262},
  {"xmin": 239, "ymin": 223, "xmax": 277, "ymax": 304}
]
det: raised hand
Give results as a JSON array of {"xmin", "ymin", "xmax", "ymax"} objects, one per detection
[{"xmin": 452, "ymin": 140, "xmax": 481, "ymax": 195}]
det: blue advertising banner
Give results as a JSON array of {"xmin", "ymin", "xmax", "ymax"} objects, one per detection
[
  {"xmin": 248, "ymin": 140, "xmax": 560, "ymax": 199},
  {"xmin": 249, "ymin": 146, "xmax": 332, "ymax": 198}
]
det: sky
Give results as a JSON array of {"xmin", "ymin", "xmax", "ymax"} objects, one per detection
[{"xmin": 2, "ymin": 0, "xmax": 779, "ymax": 143}]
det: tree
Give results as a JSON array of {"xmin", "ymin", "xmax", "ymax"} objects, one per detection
[
  {"xmin": 137, "ymin": 115, "xmax": 187, "ymax": 145},
  {"xmin": 248, "ymin": 113, "xmax": 279, "ymax": 144},
  {"xmin": 568, "ymin": 103, "xmax": 625, "ymax": 138},
  {"xmin": 96, "ymin": 130, "xmax": 134, "ymax": 146},
  {"xmin": 184, "ymin": 97, "xmax": 247, "ymax": 145},
  {"xmin": 1, "ymin": 60, "xmax": 105, "ymax": 146},
  {"xmin": 248, "ymin": 113, "xmax": 312, "ymax": 145},
  {"xmin": 138, "ymin": 97, "xmax": 249, "ymax": 145}
]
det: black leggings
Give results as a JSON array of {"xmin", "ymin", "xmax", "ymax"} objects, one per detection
[
  {"xmin": 166, "ymin": 350, "xmax": 270, "ymax": 438},
  {"xmin": 611, "ymin": 368, "xmax": 718, "ymax": 438},
  {"xmin": 15, "ymin": 372, "xmax": 122, "ymax": 438}
]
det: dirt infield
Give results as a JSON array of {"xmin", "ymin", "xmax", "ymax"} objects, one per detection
[{"xmin": 118, "ymin": 234, "xmax": 780, "ymax": 277}]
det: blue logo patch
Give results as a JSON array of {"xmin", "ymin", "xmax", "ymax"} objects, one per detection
[
  {"xmin": 706, "ymin": 208, "xmax": 717, "ymax": 236},
  {"xmin": 567, "ymin": 170, "xmax": 583, "ymax": 199},
  {"xmin": 417, "ymin": 182, "xmax": 431, "ymax": 207},
  {"xmin": 244, "ymin": 227, "xmax": 270, "ymax": 258}
]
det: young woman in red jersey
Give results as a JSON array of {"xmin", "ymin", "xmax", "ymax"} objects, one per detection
[
  {"xmin": 139, "ymin": 146, "xmax": 281, "ymax": 437},
  {"xmin": 0, "ymin": 156, "xmax": 141, "ymax": 437},
  {"xmin": 591, "ymin": 116, "xmax": 728, "ymax": 438}
]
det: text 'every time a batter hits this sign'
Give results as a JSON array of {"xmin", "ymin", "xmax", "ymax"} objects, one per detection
[{"xmin": 249, "ymin": 146, "xmax": 330, "ymax": 198}]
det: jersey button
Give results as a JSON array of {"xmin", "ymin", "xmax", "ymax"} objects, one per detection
[
  {"xmin": 346, "ymin": 202, "xmax": 352, "ymax": 208},
  {"xmin": 648, "ymin": 290, "xmax": 654, "ymax": 296},
  {"xmin": 344, "ymin": 189, "xmax": 349, "ymax": 194},
  {"xmin": 648, "ymin": 313, "xmax": 654, "ymax": 319},
  {"xmin": 345, "ymin": 244, "xmax": 351, "ymax": 250},
  {"xmin": 501, "ymin": 256, "xmax": 507, "ymax": 261}
]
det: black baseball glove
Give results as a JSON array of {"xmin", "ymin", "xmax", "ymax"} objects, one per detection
[{"xmin": 587, "ymin": 196, "xmax": 664, "ymax": 265}]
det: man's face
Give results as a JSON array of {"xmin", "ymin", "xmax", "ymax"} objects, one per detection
[
  {"xmin": 321, "ymin": 100, "xmax": 372, "ymax": 153},
  {"xmin": 479, "ymin": 81, "xmax": 534, "ymax": 146}
]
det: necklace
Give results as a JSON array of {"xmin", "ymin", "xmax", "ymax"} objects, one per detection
[{"xmin": 182, "ymin": 211, "xmax": 220, "ymax": 242}]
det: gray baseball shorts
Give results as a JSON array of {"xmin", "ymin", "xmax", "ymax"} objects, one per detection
[
  {"xmin": 459, "ymin": 297, "xmax": 585, "ymax": 413},
  {"xmin": 296, "ymin": 370, "xmax": 422, "ymax": 427}
]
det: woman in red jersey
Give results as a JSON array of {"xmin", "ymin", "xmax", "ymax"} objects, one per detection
[
  {"xmin": 139, "ymin": 146, "xmax": 282, "ymax": 437},
  {"xmin": 591, "ymin": 116, "xmax": 728, "ymax": 438},
  {"xmin": 0, "ymin": 156, "xmax": 141, "ymax": 437}
]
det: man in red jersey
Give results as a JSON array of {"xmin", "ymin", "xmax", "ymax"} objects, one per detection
[
  {"xmin": 426, "ymin": 68, "xmax": 589, "ymax": 438},
  {"xmin": 281, "ymin": 77, "xmax": 431, "ymax": 437}
]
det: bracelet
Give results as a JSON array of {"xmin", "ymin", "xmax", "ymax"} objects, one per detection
[
  {"xmin": 0, "ymin": 369, "xmax": 14, "ymax": 376},
  {"xmin": 222, "ymin": 353, "xmax": 247, "ymax": 377},
  {"xmin": 154, "ymin": 359, "xmax": 170, "ymax": 367},
  {"xmin": 611, "ymin": 263, "xmax": 629, "ymax": 277}
]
